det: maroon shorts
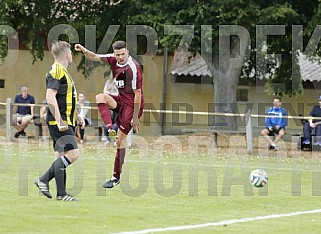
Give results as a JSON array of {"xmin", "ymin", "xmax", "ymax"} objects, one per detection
[{"xmin": 110, "ymin": 94, "xmax": 144, "ymax": 135}]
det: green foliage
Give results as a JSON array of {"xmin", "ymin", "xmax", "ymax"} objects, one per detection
[
  {"xmin": 0, "ymin": 0, "xmax": 13, "ymax": 64},
  {"xmin": 0, "ymin": 0, "xmax": 129, "ymax": 77},
  {"xmin": 129, "ymin": 0, "xmax": 320, "ymax": 97}
]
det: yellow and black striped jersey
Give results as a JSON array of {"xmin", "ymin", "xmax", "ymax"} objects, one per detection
[{"xmin": 45, "ymin": 62, "xmax": 77, "ymax": 126}]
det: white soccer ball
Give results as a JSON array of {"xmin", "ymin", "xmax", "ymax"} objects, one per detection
[{"xmin": 249, "ymin": 169, "xmax": 268, "ymax": 188}]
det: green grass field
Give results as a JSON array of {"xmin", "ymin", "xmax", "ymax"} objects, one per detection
[{"xmin": 1, "ymin": 137, "xmax": 321, "ymax": 234}]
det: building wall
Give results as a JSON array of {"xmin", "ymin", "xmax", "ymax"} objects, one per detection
[
  {"xmin": 161, "ymin": 82, "xmax": 321, "ymax": 135},
  {"xmin": 0, "ymin": 50, "xmax": 110, "ymax": 105}
]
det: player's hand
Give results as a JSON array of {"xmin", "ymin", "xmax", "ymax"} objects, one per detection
[
  {"xmin": 57, "ymin": 121, "xmax": 69, "ymax": 131},
  {"xmin": 131, "ymin": 117, "xmax": 140, "ymax": 133},
  {"xmin": 74, "ymin": 44, "xmax": 85, "ymax": 52}
]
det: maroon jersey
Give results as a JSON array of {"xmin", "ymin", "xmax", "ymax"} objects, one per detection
[{"xmin": 100, "ymin": 54, "xmax": 144, "ymax": 107}]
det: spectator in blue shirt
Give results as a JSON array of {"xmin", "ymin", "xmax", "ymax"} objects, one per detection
[
  {"xmin": 12, "ymin": 85, "xmax": 35, "ymax": 138},
  {"xmin": 261, "ymin": 97, "xmax": 287, "ymax": 151}
]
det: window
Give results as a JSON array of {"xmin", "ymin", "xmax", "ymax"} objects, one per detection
[
  {"xmin": 237, "ymin": 89, "xmax": 248, "ymax": 102},
  {"xmin": 173, "ymin": 75, "xmax": 213, "ymax": 84},
  {"xmin": 303, "ymin": 81, "xmax": 321, "ymax": 89},
  {"xmin": 0, "ymin": 79, "xmax": 4, "ymax": 88}
]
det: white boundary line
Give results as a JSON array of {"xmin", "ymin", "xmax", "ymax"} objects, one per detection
[{"xmin": 113, "ymin": 209, "xmax": 321, "ymax": 234}]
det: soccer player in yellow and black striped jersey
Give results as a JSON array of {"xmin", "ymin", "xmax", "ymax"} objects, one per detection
[{"xmin": 35, "ymin": 41, "xmax": 84, "ymax": 201}]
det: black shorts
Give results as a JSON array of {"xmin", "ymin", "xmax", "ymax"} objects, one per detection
[
  {"xmin": 267, "ymin": 127, "xmax": 284, "ymax": 136},
  {"xmin": 48, "ymin": 125, "xmax": 78, "ymax": 152}
]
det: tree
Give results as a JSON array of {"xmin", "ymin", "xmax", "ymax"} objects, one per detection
[
  {"xmin": 0, "ymin": 0, "xmax": 127, "ymax": 68},
  {"xmin": 128, "ymin": 0, "xmax": 320, "ymax": 130}
]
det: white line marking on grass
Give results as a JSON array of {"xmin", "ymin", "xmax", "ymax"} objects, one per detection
[{"xmin": 113, "ymin": 209, "xmax": 321, "ymax": 234}]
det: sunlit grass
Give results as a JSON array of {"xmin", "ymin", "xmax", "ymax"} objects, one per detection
[{"xmin": 1, "ymin": 139, "xmax": 321, "ymax": 233}]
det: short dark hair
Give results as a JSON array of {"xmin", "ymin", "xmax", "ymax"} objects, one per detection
[
  {"xmin": 112, "ymin": 41, "xmax": 126, "ymax": 50},
  {"xmin": 274, "ymin": 96, "xmax": 281, "ymax": 102}
]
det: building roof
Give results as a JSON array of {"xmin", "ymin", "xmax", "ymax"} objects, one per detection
[
  {"xmin": 170, "ymin": 57, "xmax": 212, "ymax": 77},
  {"xmin": 297, "ymin": 53, "xmax": 321, "ymax": 82},
  {"xmin": 171, "ymin": 53, "xmax": 321, "ymax": 82}
]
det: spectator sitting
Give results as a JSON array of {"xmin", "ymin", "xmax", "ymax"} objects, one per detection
[
  {"xmin": 12, "ymin": 85, "xmax": 35, "ymax": 138},
  {"xmin": 302, "ymin": 95, "xmax": 321, "ymax": 146},
  {"xmin": 76, "ymin": 92, "xmax": 91, "ymax": 144},
  {"xmin": 103, "ymin": 73, "xmax": 119, "ymax": 96},
  {"xmin": 261, "ymin": 96, "xmax": 287, "ymax": 151},
  {"xmin": 101, "ymin": 74, "xmax": 119, "ymax": 143}
]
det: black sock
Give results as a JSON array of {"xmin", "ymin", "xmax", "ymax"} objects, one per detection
[
  {"xmin": 40, "ymin": 159, "xmax": 58, "ymax": 184},
  {"xmin": 40, "ymin": 156, "xmax": 70, "ymax": 196},
  {"xmin": 55, "ymin": 156, "xmax": 71, "ymax": 196},
  {"xmin": 64, "ymin": 169, "xmax": 67, "ymax": 192},
  {"xmin": 79, "ymin": 128, "xmax": 85, "ymax": 140}
]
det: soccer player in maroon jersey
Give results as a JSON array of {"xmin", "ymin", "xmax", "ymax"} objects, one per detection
[{"xmin": 75, "ymin": 41, "xmax": 144, "ymax": 188}]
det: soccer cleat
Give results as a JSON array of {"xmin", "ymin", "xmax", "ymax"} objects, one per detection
[
  {"xmin": 273, "ymin": 145, "xmax": 279, "ymax": 151},
  {"xmin": 34, "ymin": 178, "xmax": 52, "ymax": 199},
  {"xmin": 108, "ymin": 129, "xmax": 117, "ymax": 141},
  {"xmin": 102, "ymin": 176, "xmax": 120, "ymax": 189},
  {"xmin": 56, "ymin": 194, "xmax": 77, "ymax": 201}
]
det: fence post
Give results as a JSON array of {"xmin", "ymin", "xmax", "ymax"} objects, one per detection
[
  {"xmin": 246, "ymin": 109, "xmax": 253, "ymax": 154},
  {"xmin": 6, "ymin": 98, "xmax": 12, "ymax": 141}
]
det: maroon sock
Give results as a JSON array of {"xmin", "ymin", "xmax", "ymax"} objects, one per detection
[
  {"xmin": 97, "ymin": 103, "xmax": 112, "ymax": 127},
  {"xmin": 113, "ymin": 148, "xmax": 126, "ymax": 179}
]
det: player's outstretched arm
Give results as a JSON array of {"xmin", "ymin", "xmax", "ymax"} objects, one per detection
[{"xmin": 74, "ymin": 44, "xmax": 102, "ymax": 62}]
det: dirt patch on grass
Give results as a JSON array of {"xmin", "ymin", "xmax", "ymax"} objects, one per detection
[
  {"xmin": 131, "ymin": 132, "xmax": 316, "ymax": 158},
  {"xmin": 0, "ymin": 125, "xmax": 317, "ymax": 157}
]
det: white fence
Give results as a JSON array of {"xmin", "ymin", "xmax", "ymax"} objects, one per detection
[
  {"xmin": 1, "ymin": 97, "xmax": 319, "ymax": 154},
  {"xmin": 0, "ymin": 98, "xmax": 133, "ymax": 148}
]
